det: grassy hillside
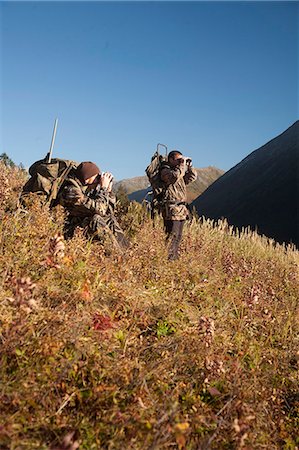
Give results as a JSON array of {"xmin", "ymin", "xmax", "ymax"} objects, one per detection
[{"xmin": 0, "ymin": 162, "xmax": 298, "ymax": 449}]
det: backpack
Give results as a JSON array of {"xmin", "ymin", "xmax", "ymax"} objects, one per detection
[
  {"xmin": 21, "ymin": 157, "xmax": 78, "ymax": 206},
  {"xmin": 145, "ymin": 144, "xmax": 168, "ymax": 213}
]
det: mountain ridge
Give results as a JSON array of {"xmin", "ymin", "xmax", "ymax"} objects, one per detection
[{"xmin": 192, "ymin": 121, "xmax": 299, "ymax": 246}]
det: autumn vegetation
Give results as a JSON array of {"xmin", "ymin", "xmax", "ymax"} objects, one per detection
[{"xmin": 0, "ymin": 161, "xmax": 298, "ymax": 449}]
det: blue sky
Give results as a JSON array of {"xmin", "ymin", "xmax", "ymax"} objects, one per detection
[{"xmin": 0, "ymin": 1, "xmax": 298, "ymax": 179}]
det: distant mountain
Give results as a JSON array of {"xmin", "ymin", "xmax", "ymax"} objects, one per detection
[
  {"xmin": 192, "ymin": 121, "xmax": 299, "ymax": 247},
  {"xmin": 114, "ymin": 167, "xmax": 224, "ymax": 204},
  {"xmin": 114, "ymin": 176, "xmax": 150, "ymax": 196}
]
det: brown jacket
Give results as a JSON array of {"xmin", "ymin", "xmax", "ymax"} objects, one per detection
[{"xmin": 160, "ymin": 162, "xmax": 197, "ymax": 220}]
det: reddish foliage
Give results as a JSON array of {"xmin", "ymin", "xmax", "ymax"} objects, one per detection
[{"xmin": 93, "ymin": 313, "xmax": 115, "ymax": 331}]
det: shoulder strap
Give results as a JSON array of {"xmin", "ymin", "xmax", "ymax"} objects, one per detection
[
  {"xmin": 48, "ymin": 164, "xmax": 75, "ymax": 204},
  {"xmin": 160, "ymin": 161, "xmax": 170, "ymax": 170}
]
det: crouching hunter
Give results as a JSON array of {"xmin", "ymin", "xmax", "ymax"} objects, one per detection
[
  {"xmin": 58, "ymin": 161, "xmax": 128, "ymax": 249},
  {"xmin": 160, "ymin": 150, "xmax": 197, "ymax": 260}
]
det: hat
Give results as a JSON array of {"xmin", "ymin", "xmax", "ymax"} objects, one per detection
[{"xmin": 76, "ymin": 161, "xmax": 101, "ymax": 183}]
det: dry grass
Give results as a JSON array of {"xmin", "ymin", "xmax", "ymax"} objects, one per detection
[{"xmin": 0, "ymin": 162, "xmax": 298, "ymax": 449}]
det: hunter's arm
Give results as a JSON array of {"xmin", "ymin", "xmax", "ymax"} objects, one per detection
[
  {"xmin": 82, "ymin": 189, "xmax": 111, "ymax": 215},
  {"xmin": 59, "ymin": 183, "xmax": 110, "ymax": 216},
  {"xmin": 160, "ymin": 162, "xmax": 186, "ymax": 186},
  {"xmin": 183, "ymin": 166, "xmax": 197, "ymax": 185}
]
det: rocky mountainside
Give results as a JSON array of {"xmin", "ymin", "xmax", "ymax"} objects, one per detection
[
  {"xmin": 192, "ymin": 121, "xmax": 299, "ymax": 247},
  {"xmin": 115, "ymin": 166, "xmax": 224, "ymax": 204}
]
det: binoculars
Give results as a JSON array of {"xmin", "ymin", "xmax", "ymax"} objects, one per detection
[{"xmin": 178, "ymin": 157, "xmax": 192, "ymax": 166}]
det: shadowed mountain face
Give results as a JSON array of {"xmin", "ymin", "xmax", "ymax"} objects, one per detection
[
  {"xmin": 118, "ymin": 167, "xmax": 224, "ymax": 203},
  {"xmin": 192, "ymin": 121, "xmax": 299, "ymax": 247}
]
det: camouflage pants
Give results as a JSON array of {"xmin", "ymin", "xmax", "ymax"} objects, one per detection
[{"xmin": 64, "ymin": 214, "xmax": 129, "ymax": 249}]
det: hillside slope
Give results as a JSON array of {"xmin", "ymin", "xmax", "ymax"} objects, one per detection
[
  {"xmin": 0, "ymin": 162, "xmax": 298, "ymax": 449},
  {"xmin": 192, "ymin": 121, "xmax": 299, "ymax": 247}
]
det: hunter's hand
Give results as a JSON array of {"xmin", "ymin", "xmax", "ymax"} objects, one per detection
[
  {"xmin": 73, "ymin": 190, "xmax": 85, "ymax": 203},
  {"xmin": 100, "ymin": 172, "xmax": 113, "ymax": 192},
  {"xmin": 63, "ymin": 185, "xmax": 84, "ymax": 204},
  {"xmin": 177, "ymin": 157, "xmax": 187, "ymax": 172}
]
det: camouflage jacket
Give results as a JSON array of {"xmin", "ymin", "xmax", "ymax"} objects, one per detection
[
  {"xmin": 160, "ymin": 162, "xmax": 197, "ymax": 220},
  {"xmin": 58, "ymin": 175, "xmax": 116, "ymax": 218}
]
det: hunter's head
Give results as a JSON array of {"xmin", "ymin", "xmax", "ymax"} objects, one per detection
[
  {"xmin": 76, "ymin": 161, "xmax": 101, "ymax": 185},
  {"xmin": 168, "ymin": 150, "xmax": 183, "ymax": 167}
]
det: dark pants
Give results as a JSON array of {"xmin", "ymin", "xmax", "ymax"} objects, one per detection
[{"xmin": 164, "ymin": 219, "xmax": 185, "ymax": 260}]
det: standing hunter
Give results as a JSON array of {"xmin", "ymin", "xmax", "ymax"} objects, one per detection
[
  {"xmin": 159, "ymin": 150, "xmax": 197, "ymax": 260},
  {"xmin": 57, "ymin": 161, "xmax": 128, "ymax": 249}
]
